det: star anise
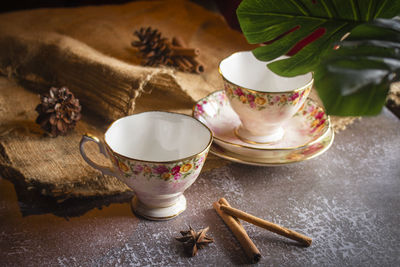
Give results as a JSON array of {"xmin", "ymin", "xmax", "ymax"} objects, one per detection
[{"xmin": 175, "ymin": 226, "xmax": 214, "ymax": 257}]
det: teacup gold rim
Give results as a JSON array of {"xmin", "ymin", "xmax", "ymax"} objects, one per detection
[
  {"xmin": 103, "ymin": 111, "xmax": 214, "ymax": 164},
  {"xmin": 192, "ymin": 90, "xmax": 331, "ymax": 152},
  {"xmin": 210, "ymin": 128, "xmax": 334, "ymax": 166},
  {"xmin": 218, "ymin": 51, "xmax": 314, "ymax": 94}
]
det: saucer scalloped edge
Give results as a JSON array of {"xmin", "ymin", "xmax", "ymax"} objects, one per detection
[{"xmin": 193, "ymin": 90, "xmax": 334, "ymax": 166}]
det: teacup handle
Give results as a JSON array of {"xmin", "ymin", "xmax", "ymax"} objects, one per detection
[{"xmin": 79, "ymin": 133, "xmax": 116, "ymax": 177}]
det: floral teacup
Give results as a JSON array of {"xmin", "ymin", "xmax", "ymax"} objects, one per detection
[
  {"xmin": 219, "ymin": 51, "xmax": 313, "ymax": 143},
  {"xmin": 79, "ymin": 111, "xmax": 212, "ymax": 220}
]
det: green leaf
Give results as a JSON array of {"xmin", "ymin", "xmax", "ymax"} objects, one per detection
[
  {"xmin": 314, "ymin": 20, "xmax": 400, "ymax": 116},
  {"xmin": 267, "ymin": 21, "xmax": 355, "ymax": 76},
  {"xmin": 237, "ymin": 0, "xmax": 400, "ymax": 77}
]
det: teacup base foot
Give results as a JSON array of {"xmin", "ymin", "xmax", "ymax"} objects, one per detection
[
  {"xmin": 131, "ymin": 195, "xmax": 187, "ymax": 221},
  {"xmin": 235, "ymin": 125, "xmax": 284, "ymax": 144}
]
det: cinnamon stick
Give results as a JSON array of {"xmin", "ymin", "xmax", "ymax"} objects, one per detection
[
  {"xmin": 172, "ymin": 37, "xmax": 205, "ymax": 73},
  {"xmin": 213, "ymin": 198, "xmax": 261, "ymax": 263},
  {"xmin": 172, "ymin": 57, "xmax": 191, "ymax": 72},
  {"xmin": 220, "ymin": 204, "xmax": 312, "ymax": 247},
  {"xmin": 219, "ymin": 197, "xmax": 243, "ymax": 228},
  {"xmin": 170, "ymin": 46, "xmax": 200, "ymax": 57},
  {"xmin": 186, "ymin": 57, "xmax": 205, "ymax": 73},
  {"xmin": 176, "ymin": 57, "xmax": 193, "ymax": 71},
  {"xmin": 172, "ymin": 36, "xmax": 187, "ymax": 47}
]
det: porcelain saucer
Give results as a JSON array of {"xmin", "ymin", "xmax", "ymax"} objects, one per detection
[{"xmin": 193, "ymin": 90, "xmax": 334, "ymax": 165}]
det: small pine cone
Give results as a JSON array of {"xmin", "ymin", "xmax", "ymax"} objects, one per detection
[
  {"xmin": 35, "ymin": 86, "xmax": 82, "ymax": 137},
  {"xmin": 132, "ymin": 27, "xmax": 172, "ymax": 67}
]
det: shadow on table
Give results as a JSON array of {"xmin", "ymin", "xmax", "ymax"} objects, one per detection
[{"xmin": 0, "ymin": 164, "xmax": 134, "ymax": 219}]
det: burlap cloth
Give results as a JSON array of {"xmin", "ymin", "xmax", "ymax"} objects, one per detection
[{"xmin": 0, "ymin": 0, "xmax": 368, "ymax": 201}]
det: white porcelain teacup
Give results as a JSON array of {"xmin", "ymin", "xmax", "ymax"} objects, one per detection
[
  {"xmin": 79, "ymin": 111, "xmax": 212, "ymax": 220},
  {"xmin": 219, "ymin": 51, "xmax": 313, "ymax": 143}
]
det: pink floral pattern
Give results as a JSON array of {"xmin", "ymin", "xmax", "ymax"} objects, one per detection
[
  {"xmin": 296, "ymin": 99, "xmax": 328, "ymax": 135},
  {"xmin": 193, "ymin": 91, "xmax": 227, "ymax": 118},
  {"xmin": 224, "ymin": 82, "xmax": 311, "ymax": 110},
  {"xmin": 107, "ymin": 149, "xmax": 208, "ymax": 182},
  {"xmin": 285, "ymin": 136, "xmax": 330, "ymax": 161}
]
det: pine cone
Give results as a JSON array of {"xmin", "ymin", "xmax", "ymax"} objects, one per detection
[
  {"xmin": 131, "ymin": 27, "xmax": 172, "ymax": 67},
  {"xmin": 35, "ymin": 86, "xmax": 82, "ymax": 137}
]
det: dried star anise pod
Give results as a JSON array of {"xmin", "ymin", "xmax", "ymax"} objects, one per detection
[
  {"xmin": 175, "ymin": 226, "xmax": 214, "ymax": 256},
  {"xmin": 132, "ymin": 26, "xmax": 172, "ymax": 67},
  {"xmin": 35, "ymin": 86, "xmax": 82, "ymax": 137}
]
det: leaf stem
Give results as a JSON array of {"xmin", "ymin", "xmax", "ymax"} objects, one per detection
[
  {"xmin": 320, "ymin": 0, "xmax": 332, "ymax": 18},
  {"xmin": 350, "ymin": 0, "xmax": 359, "ymax": 21},
  {"xmin": 237, "ymin": 11, "xmax": 364, "ymax": 23},
  {"xmin": 289, "ymin": 0, "xmax": 309, "ymax": 16},
  {"xmin": 366, "ymin": 0, "xmax": 373, "ymax": 21},
  {"xmin": 374, "ymin": 0, "xmax": 389, "ymax": 19}
]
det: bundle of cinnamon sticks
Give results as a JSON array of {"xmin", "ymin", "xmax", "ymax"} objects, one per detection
[
  {"xmin": 171, "ymin": 37, "xmax": 204, "ymax": 74},
  {"xmin": 132, "ymin": 27, "xmax": 204, "ymax": 74},
  {"xmin": 213, "ymin": 198, "xmax": 312, "ymax": 264}
]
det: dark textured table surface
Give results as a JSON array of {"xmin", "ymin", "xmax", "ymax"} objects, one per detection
[{"xmin": 1, "ymin": 108, "xmax": 400, "ymax": 266}]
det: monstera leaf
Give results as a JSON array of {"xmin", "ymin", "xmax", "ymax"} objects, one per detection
[
  {"xmin": 315, "ymin": 19, "xmax": 400, "ymax": 115},
  {"xmin": 237, "ymin": 0, "xmax": 400, "ymax": 77},
  {"xmin": 237, "ymin": 0, "xmax": 400, "ymax": 115}
]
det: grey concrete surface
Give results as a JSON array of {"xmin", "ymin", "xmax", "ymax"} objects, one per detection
[{"xmin": 1, "ymin": 108, "xmax": 399, "ymax": 266}]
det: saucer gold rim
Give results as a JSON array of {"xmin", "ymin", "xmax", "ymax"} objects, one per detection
[
  {"xmin": 210, "ymin": 128, "xmax": 334, "ymax": 166},
  {"xmin": 193, "ymin": 90, "xmax": 331, "ymax": 152}
]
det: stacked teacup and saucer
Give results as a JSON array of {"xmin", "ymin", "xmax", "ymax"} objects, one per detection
[{"xmin": 193, "ymin": 51, "xmax": 334, "ymax": 166}]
